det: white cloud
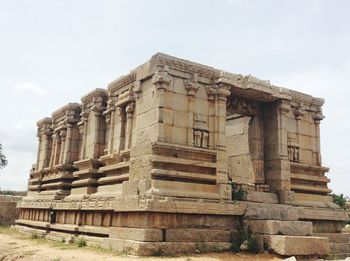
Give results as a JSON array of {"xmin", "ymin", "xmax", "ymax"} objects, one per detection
[{"xmin": 13, "ymin": 82, "xmax": 48, "ymax": 96}]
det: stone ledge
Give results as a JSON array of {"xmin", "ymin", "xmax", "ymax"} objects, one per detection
[
  {"xmin": 165, "ymin": 228, "xmax": 230, "ymax": 242},
  {"xmin": 109, "ymin": 227, "xmax": 162, "ymax": 242},
  {"xmin": 244, "ymin": 220, "xmax": 313, "ymax": 236},
  {"xmin": 264, "ymin": 235, "xmax": 330, "ymax": 256}
]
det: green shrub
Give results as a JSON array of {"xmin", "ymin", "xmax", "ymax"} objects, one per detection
[
  {"xmin": 229, "ymin": 181, "xmax": 247, "ymax": 201},
  {"xmin": 332, "ymin": 193, "xmax": 348, "ymax": 210},
  {"xmin": 75, "ymin": 237, "xmax": 86, "ymax": 247},
  {"xmin": 230, "ymin": 227, "xmax": 259, "ymax": 254}
]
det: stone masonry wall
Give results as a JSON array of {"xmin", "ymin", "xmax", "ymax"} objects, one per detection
[{"xmin": 0, "ymin": 195, "xmax": 21, "ymax": 226}]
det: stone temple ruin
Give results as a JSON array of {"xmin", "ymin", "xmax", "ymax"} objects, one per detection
[{"xmin": 16, "ymin": 53, "xmax": 349, "ymax": 258}]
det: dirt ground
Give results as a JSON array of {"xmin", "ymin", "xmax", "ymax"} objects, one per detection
[{"xmin": 0, "ymin": 227, "xmax": 283, "ymax": 261}]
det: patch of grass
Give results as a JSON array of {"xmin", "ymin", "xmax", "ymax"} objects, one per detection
[
  {"xmin": 230, "ymin": 227, "xmax": 259, "ymax": 254},
  {"xmin": 75, "ymin": 237, "xmax": 86, "ymax": 248},
  {"xmin": 0, "ymin": 225, "xmax": 12, "ymax": 234},
  {"xmin": 228, "ymin": 181, "xmax": 247, "ymax": 201}
]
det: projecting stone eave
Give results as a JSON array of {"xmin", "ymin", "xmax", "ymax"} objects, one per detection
[
  {"xmin": 36, "ymin": 117, "xmax": 52, "ymax": 127},
  {"xmin": 51, "ymin": 103, "xmax": 81, "ymax": 120},
  {"xmin": 81, "ymin": 88, "xmax": 108, "ymax": 104}
]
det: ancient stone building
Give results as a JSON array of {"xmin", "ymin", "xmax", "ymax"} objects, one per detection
[{"xmin": 16, "ymin": 53, "xmax": 349, "ymax": 258}]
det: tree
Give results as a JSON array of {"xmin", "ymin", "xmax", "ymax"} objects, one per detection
[{"xmin": 0, "ymin": 143, "xmax": 7, "ymax": 169}]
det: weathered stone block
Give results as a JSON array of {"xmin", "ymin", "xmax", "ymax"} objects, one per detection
[
  {"xmin": 244, "ymin": 220, "xmax": 313, "ymax": 236},
  {"xmin": 109, "ymin": 227, "xmax": 163, "ymax": 242},
  {"xmin": 264, "ymin": 235, "xmax": 330, "ymax": 256},
  {"xmin": 165, "ymin": 228, "xmax": 230, "ymax": 242}
]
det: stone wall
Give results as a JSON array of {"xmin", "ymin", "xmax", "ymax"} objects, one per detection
[{"xmin": 0, "ymin": 195, "xmax": 21, "ymax": 226}]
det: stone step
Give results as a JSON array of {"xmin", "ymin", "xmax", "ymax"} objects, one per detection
[
  {"xmin": 244, "ymin": 220, "xmax": 313, "ymax": 236},
  {"xmin": 246, "ymin": 191, "xmax": 279, "ymax": 204},
  {"xmin": 244, "ymin": 202, "xmax": 299, "ymax": 221},
  {"xmin": 315, "ymin": 233, "xmax": 350, "ymax": 243},
  {"xmin": 330, "ymin": 242, "xmax": 350, "ymax": 254},
  {"xmin": 264, "ymin": 235, "xmax": 329, "ymax": 256}
]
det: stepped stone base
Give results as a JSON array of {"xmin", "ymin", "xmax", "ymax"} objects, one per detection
[
  {"xmin": 315, "ymin": 232, "xmax": 350, "ymax": 259},
  {"xmin": 244, "ymin": 220, "xmax": 313, "ymax": 236},
  {"xmin": 15, "ymin": 225, "xmax": 231, "ymax": 256},
  {"xmin": 264, "ymin": 235, "xmax": 330, "ymax": 256}
]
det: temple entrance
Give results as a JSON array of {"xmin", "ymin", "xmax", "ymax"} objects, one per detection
[{"xmin": 226, "ymin": 96, "xmax": 265, "ymax": 186}]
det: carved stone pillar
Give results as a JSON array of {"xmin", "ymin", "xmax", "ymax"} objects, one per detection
[
  {"xmin": 79, "ymin": 109, "xmax": 89, "ymax": 160},
  {"xmin": 152, "ymin": 65, "xmax": 171, "ymax": 142},
  {"xmin": 90, "ymin": 97, "xmax": 104, "ymax": 158},
  {"xmin": 185, "ymin": 73, "xmax": 200, "ymax": 146},
  {"xmin": 63, "ymin": 123, "xmax": 73, "ymax": 164},
  {"xmin": 35, "ymin": 135, "xmax": 42, "ymax": 171},
  {"xmin": 215, "ymin": 86, "xmax": 230, "ymax": 150},
  {"xmin": 118, "ymin": 107, "xmax": 126, "ymax": 151},
  {"xmin": 206, "ymin": 85, "xmax": 217, "ymax": 149},
  {"xmin": 103, "ymin": 96, "xmax": 116, "ymax": 155},
  {"xmin": 42, "ymin": 131, "xmax": 52, "ymax": 168},
  {"xmin": 59, "ymin": 129, "xmax": 67, "ymax": 165},
  {"xmin": 125, "ymin": 102, "xmax": 135, "ymax": 149},
  {"xmin": 49, "ymin": 132, "xmax": 60, "ymax": 166},
  {"xmin": 313, "ymin": 110, "xmax": 324, "ymax": 166}
]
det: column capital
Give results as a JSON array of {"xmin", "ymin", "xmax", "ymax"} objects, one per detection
[
  {"xmin": 293, "ymin": 104, "xmax": 306, "ymax": 120},
  {"xmin": 126, "ymin": 102, "xmax": 135, "ymax": 116},
  {"xmin": 278, "ymin": 100, "xmax": 291, "ymax": 115},
  {"xmin": 313, "ymin": 111, "xmax": 325, "ymax": 124},
  {"xmin": 185, "ymin": 73, "xmax": 200, "ymax": 96},
  {"xmin": 152, "ymin": 65, "xmax": 172, "ymax": 90}
]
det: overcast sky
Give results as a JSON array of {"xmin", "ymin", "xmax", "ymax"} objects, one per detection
[{"xmin": 0, "ymin": 0, "xmax": 349, "ymax": 196}]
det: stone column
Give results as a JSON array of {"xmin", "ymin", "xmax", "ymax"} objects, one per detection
[
  {"xmin": 54, "ymin": 132, "xmax": 61, "ymax": 166},
  {"xmin": 79, "ymin": 110, "xmax": 89, "ymax": 160},
  {"xmin": 185, "ymin": 73, "xmax": 200, "ymax": 146},
  {"xmin": 206, "ymin": 86, "xmax": 217, "ymax": 149},
  {"xmin": 42, "ymin": 131, "xmax": 52, "ymax": 168},
  {"xmin": 152, "ymin": 65, "xmax": 171, "ymax": 143},
  {"xmin": 59, "ymin": 129, "xmax": 67, "ymax": 165},
  {"xmin": 125, "ymin": 102, "xmax": 135, "ymax": 149},
  {"xmin": 313, "ymin": 111, "xmax": 324, "ymax": 166},
  {"xmin": 215, "ymin": 86, "xmax": 230, "ymax": 150},
  {"xmin": 103, "ymin": 96, "xmax": 116, "ymax": 155},
  {"xmin": 63, "ymin": 123, "xmax": 73, "ymax": 164},
  {"xmin": 265, "ymin": 100, "xmax": 293, "ymax": 203},
  {"xmin": 118, "ymin": 107, "xmax": 126, "ymax": 152},
  {"xmin": 91, "ymin": 98, "xmax": 104, "ymax": 158},
  {"xmin": 293, "ymin": 104, "xmax": 305, "ymax": 162},
  {"xmin": 35, "ymin": 135, "xmax": 42, "ymax": 171}
]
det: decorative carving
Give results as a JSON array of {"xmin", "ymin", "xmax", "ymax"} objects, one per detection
[
  {"xmin": 205, "ymin": 85, "xmax": 217, "ymax": 101},
  {"xmin": 226, "ymin": 96, "xmax": 260, "ymax": 116},
  {"xmin": 293, "ymin": 104, "xmax": 306, "ymax": 120},
  {"xmin": 313, "ymin": 111, "xmax": 324, "ymax": 124},
  {"xmin": 152, "ymin": 64, "xmax": 172, "ymax": 90},
  {"xmin": 193, "ymin": 129, "xmax": 209, "ymax": 148},
  {"xmin": 288, "ymin": 133, "xmax": 299, "ymax": 163},
  {"xmin": 185, "ymin": 73, "xmax": 200, "ymax": 96},
  {"xmin": 126, "ymin": 102, "xmax": 135, "ymax": 116}
]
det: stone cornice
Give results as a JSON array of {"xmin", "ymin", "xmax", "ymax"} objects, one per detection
[
  {"xmin": 81, "ymin": 88, "xmax": 107, "ymax": 104},
  {"xmin": 108, "ymin": 71, "xmax": 137, "ymax": 93},
  {"xmin": 52, "ymin": 103, "xmax": 81, "ymax": 120}
]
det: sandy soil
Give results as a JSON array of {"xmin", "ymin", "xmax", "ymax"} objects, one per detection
[{"xmin": 0, "ymin": 229, "xmax": 282, "ymax": 261}]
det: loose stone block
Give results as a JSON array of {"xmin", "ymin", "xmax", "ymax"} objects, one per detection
[
  {"xmin": 165, "ymin": 228, "xmax": 230, "ymax": 242},
  {"xmin": 264, "ymin": 235, "xmax": 330, "ymax": 256},
  {"xmin": 245, "ymin": 220, "xmax": 313, "ymax": 236},
  {"xmin": 109, "ymin": 227, "xmax": 163, "ymax": 242}
]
